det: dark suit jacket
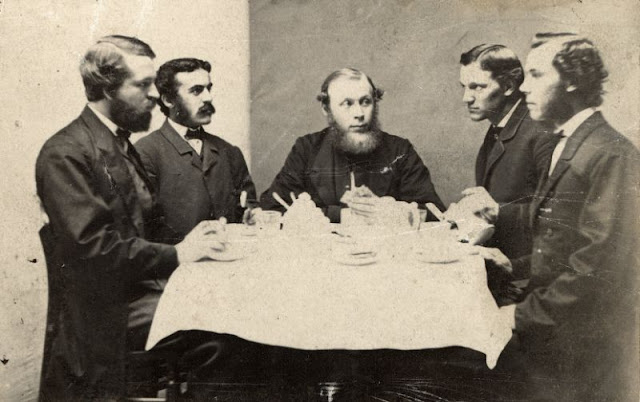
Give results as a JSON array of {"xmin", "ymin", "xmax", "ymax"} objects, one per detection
[
  {"xmin": 509, "ymin": 112, "xmax": 639, "ymax": 400},
  {"xmin": 475, "ymin": 100, "xmax": 555, "ymax": 261},
  {"xmin": 135, "ymin": 120, "xmax": 256, "ymax": 241},
  {"xmin": 259, "ymin": 127, "xmax": 444, "ymax": 222},
  {"xmin": 35, "ymin": 107, "xmax": 179, "ymax": 399}
]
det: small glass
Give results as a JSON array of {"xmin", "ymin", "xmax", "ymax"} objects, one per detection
[{"xmin": 254, "ymin": 210, "xmax": 282, "ymax": 236}]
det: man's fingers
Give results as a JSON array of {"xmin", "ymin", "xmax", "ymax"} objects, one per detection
[
  {"xmin": 350, "ymin": 202, "xmax": 377, "ymax": 213},
  {"xmin": 461, "ymin": 186, "xmax": 485, "ymax": 197},
  {"xmin": 351, "ymin": 197, "xmax": 377, "ymax": 207},
  {"xmin": 210, "ymin": 241, "xmax": 227, "ymax": 252}
]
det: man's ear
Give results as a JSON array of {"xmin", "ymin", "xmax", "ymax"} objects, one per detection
[
  {"xmin": 503, "ymin": 80, "xmax": 516, "ymax": 97},
  {"xmin": 321, "ymin": 104, "xmax": 330, "ymax": 117},
  {"xmin": 161, "ymin": 94, "xmax": 175, "ymax": 109},
  {"xmin": 103, "ymin": 88, "xmax": 115, "ymax": 101}
]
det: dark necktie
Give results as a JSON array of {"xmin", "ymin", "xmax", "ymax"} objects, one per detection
[
  {"xmin": 115, "ymin": 128, "xmax": 132, "ymax": 152},
  {"xmin": 547, "ymin": 130, "xmax": 566, "ymax": 177},
  {"xmin": 482, "ymin": 125, "xmax": 502, "ymax": 161},
  {"xmin": 485, "ymin": 125, "xmax": 502, "ymax": 146},
  {"xmin": 185, "ymin": 126, "xmax": 205, "ymax": 141}
]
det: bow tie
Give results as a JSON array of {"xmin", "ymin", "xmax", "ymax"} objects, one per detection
[
  {"xmin": 116, "ymin": 128, "xmax": 131, "ymax": 140},
  {"xmin": 185, "ymin": 127, "xmax": 205, "ymax": 141}
]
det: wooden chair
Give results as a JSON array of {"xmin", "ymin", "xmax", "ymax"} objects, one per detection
[{"xmin": 39, "ymin": 224, "xmax": 184, "ymax": 401}]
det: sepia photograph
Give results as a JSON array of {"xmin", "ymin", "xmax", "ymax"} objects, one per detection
[{"xmin": 1, "ymin": 0, "xmax": 638, "ymax": 400}]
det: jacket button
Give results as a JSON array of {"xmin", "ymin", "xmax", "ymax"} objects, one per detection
[
  {"xmin": 546, "ymin": 229, "xmax": 553, "ymax": 236},
  {"xmin": 536, "ymin": 248, "xmax": 543, "ymax": 254}
]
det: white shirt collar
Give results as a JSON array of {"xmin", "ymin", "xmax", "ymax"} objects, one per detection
[
  {"xmin": 167, "ymin": 118, "xmax": 192, "ymax": 140},
  {"xmin": 496, "ymin": 98, "xmax": 522, "ymax": 128},
  {"xmin": 87, "ymin": 103, "xmax": 119, "ymax": 136},
  {"xmin": 554, "ymin": 107, "xmax": 597, "ymax": 138}
]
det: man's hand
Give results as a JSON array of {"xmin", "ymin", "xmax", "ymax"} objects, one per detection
[
  {"xmin": 242, "ymin": 207, "xmax": 262, "ymax": 225},
  {"xmin": 175, "ymin": 218, "xmax": 228, "ymax": 264},
  {"xmin": 475, "ymin": 246, "xmax": 513, "ymax": 275},
  {"xmin": 349, "ymin": 193, "xmax": 381, "ymax": 220},
  {"xmin": 447, "ymin": 186, "xmax": 499, "ymax": 224}
]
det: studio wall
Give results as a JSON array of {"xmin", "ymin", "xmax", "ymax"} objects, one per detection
[
  {"xmin": 0, "ymin": 1, "xmax": 249, "ymax": 398},
  {"xmin": 250, "ymin": 0, "xmax": 639, "ymax": 205}
]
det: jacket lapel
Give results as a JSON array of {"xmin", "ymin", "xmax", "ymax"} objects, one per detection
[
  {"xmin": 530, "ymin": 111, "xmax": 605, "ymax": 223},
  {"xmin": 483, "ymin": 100, "xmax": 528, "ymax": 186},
  {"xmin": 309, "ymin": 130, "xmax": 345, "ymax": 206},
  {"xmin": 81, "ymin": 106, "xmax": 144, "ymax": 235},
  {"xmin": 159, "ymin": 120, "xmax": 202, "ymax": 170},
  {"xmin": 201, "ymin": 133, "xmax": 219, "ymax": 174}
]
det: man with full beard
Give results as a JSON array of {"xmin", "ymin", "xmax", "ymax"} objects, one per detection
[
  {"xmin": 36, "ymin": 36, "xmax": 228, "ymax": 399},
  {"xmin": 260, "ymin": 68, "xmax": 444, "ymax": 222},
  {"xmin": 135, "ymin": 58, "xmax": 256, "ymax": 240}
]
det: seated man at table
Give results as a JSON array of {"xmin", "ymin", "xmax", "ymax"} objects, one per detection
[
  {"xmin": 259, "ymin": 68, "xmax": 445, "ymax": 222},
  {"xmin": 478, "ymin": 33, "xmax": 639, "ymax": 401},
  {"xmin": 455, "ymin": 44, "xmax": 556, "ymax": 305},
  {"xmin": 135, "ymin": 58, "xmax": 256, "ymax": 243},
  {"xmin": 35, "ymin": 35, "xmax": 233, "ymax": 399}
]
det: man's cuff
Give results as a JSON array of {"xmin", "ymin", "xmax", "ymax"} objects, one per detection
[
  {"xmin": 500, "ymin": 304, "xmax": 517, "ymax": 330},
  {"xmin": 326, "ymin": 205, "xmax": 343, "ymax": 223}
]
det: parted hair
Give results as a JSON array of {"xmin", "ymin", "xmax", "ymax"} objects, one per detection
[
  {"xmin": 155, "ymin": 58, "xmax": 212, "ymax": 116},
  {"xmin": 460, "ymin": 44, "xmax": 524, "ymax": 92},
  {"xmin": 316, "ymin": 68, "xmax": 384, "ymax": 107},
  {"xmin": 532, "ymin": 32, "xmax": 608, "ymax": 107},
  {"xmin": 80, "ymin": 35, "xmax": 155, "ymax": 102}
]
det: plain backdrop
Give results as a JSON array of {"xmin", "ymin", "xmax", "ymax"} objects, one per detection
[
  {"xmin": 250, "ymin": 0, "xmax": 639, "ymax": 204},
  {"xmin": 1, "ymin": 0, "xmax": 638, "ymax": 399},
  {"xmin": 0, "ymin": 1, "xmax": 249, "ymax": 399}
]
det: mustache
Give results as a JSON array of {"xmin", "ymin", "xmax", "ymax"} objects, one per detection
[{"xmin": 198, "ymin": 103, "xmax": 215, "ymax": 115}]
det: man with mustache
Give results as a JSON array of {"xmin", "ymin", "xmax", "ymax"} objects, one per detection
[
  {"xmin": 136, "ymin": 58, "xmax": 256, "ymax": 240},
  {"xmin": 260, "ymin": 68, "xmax": 444, "ymax": 222},
  {"xmin": 455, "ymin": 44, "xmax": 555, "ymax": 305},
  {"xmin": 36, "ymin": 37, "xmax": 228, "ymax": 399},
  {"xmin": 480, "ymin": 33, "xmax": 639, "ymax": 400}
]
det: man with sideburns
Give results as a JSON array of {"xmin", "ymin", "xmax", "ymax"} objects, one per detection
[
  {"xmin": 135, "ymin": 58, "xmax": 256, "ymax": 242},
  {"xmin": 260, "ymin": 68, "xmax": 444, "ymax": 222},
  {"xmin": 456, "ymin": 44, "xmax": 555, "ymax": 305},
  {"xmin": 480, "ymin": 33, "xmax": 639, "ymax": 401},
  {"xmin": 36, "ymin": 36, "xmax": 228, "ymax": 399}
]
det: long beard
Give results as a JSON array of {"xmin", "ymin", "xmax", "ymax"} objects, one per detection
[
  {"xmin": 110, "ymin": 97, "xmax": 152, "ymax": 132},
  {"xmin": 330, "ymin": 108, "xmax": 383, "ymax": 156}
]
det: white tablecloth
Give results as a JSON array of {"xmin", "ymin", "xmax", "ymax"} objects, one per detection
[{"xmin": 146, "ymin": 225, "xmax": 513, "ymax": 368}]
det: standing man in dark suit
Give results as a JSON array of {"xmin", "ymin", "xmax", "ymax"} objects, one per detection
[
  {"xmin": 455, "ymin": 44, "xmax": 556, "ymax": 304},
  {"xmin": 481, "ymin": 33, "xmax": 639, "ymax": 401},
  {"xmin": 135, "ymin": 58, "xmax": 256, "ymax": 242},
  {"xmin": 36, "ymin": 36, "xmax": 227, "ymax": 399}
]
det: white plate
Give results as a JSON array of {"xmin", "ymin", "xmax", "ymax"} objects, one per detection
[
  {"xmin": 206, "ymin": 243, "xmax": 256, "ymax": 262},
  {"xmin": 330, "ymin": 251, "xmax": 379, "ymax": 266},
  {"xmin": 413, "ymin": 243, "xmax": 477, "ymax": 264}
]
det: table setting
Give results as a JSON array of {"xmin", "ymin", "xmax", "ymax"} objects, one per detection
[{"xmin": 146, "ymin": 191, "xmax": 513, "ymax": 370}]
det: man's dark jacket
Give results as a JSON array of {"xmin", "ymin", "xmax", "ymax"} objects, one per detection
[
  {"xmin": 504, "ymin": 112, "xmax": 639, "ymax": 401},
  {"xmin": 475, "ymin": 99, "xmax": 555, "ymax": 260},
  {"xmin": 36, "ymin": 107, "xmax": 178, "ymax": 399},
  {"xmin": 135, "ymin": 120, "xmax": 256, "ymax": 242},
  {"xmin": 260, "ymin": 127, "xmax": 445, "ymax": 221}
]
